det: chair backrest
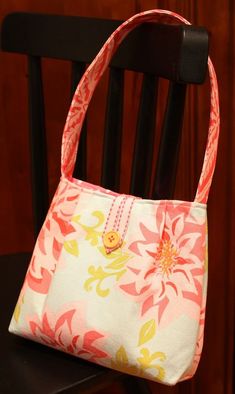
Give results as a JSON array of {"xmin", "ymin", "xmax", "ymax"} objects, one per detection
[{"xmin": 1, "ymin": 12, "xmax": 209, "ymax": 237}]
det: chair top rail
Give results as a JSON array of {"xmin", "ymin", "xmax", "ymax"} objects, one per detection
[{"xmin": 1, "ymin": 12, "xmax": 209, "ymax": 83}]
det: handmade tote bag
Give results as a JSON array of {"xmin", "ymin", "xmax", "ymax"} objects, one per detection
[{"xmin": 9, "ymin": 9, "xmax": 219, "ymax": 386}]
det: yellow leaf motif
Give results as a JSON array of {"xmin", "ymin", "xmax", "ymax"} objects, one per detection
[
  {"xmin": 13, "ymin": 296, "xmax": 24, "ymax": 322},
  {"xmin": 111, "ymin": 346, "xmax": 166, "ymax": 381},
  {"xmin": 84, "ymin": 266, "xmax": 110, "ymax": 297},
  {"xmin": 84, "ymin": 265, "xmax": 126, "ymax": 297},
  {"xmin": 71, "ymin": 215, "xmax": 81, "ymax": 224},
  {"xmin": 72, "ymin": 211, "xmax": 104, "ymax": 246},
  {"xmin": 116, "ymin": 346, "xmax": 128, "ymax": 364},
  {"xmin": 111, "ymin": 346, "xmax": 139, "ymax": 375},
  {"xmin": 84, "ymin": 244, "xmax": 131, "ymax": 297},
  {"xmin": 137, "ymin": 348, "xmax": 166, "ymax": 381},
  {"xmin": 64, "ymin": 240, "xmax": 79, "ymax": 256},
  {"xmin": 98, "ymin": 244, "xmax": 131, "ymax": 267},
  {"xmin": 138, "ymin": 319, "xmax": 156, "ymax": 346},
  {"xmin": 13, "ymin": 302, "xmax": 21, "ymax": 322}
]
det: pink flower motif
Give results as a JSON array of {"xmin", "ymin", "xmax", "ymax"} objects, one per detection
[
  {"xmin": 120, "ymin": 202, "xmax": 207, "ymax": 326},
  {"xmin": 25, "ymin": 181, "xmax": 79, "ymax": 294},
  {"xmin": 28, "ymin": 307, "xmax": 109, "ymax": 362}
]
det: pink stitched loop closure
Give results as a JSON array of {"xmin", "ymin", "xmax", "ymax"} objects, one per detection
[
  {"xmin": 61, "ymin": 9, "xmax": 220, "ymax": 205},
  {"xmin": 102, "ymin": 195, "xmax": 136, "ymax": 254}
]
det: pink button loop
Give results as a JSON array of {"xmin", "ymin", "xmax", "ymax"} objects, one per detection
[{"xmin": 102, "ymin": 195, "xmax": 136, "ymax": 254}]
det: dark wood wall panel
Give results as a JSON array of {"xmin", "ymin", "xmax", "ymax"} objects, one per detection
[{"xmin": 0, "ymin": 1, "xmax": 234, "ymax": 394}]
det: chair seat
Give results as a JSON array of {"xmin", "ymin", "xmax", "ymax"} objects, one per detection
[{"xmin": 0, "ymin": 253, "xmax": 121, "ymax": 394}]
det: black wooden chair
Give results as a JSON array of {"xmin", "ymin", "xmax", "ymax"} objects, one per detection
[{"xmin": 0, "ymin": 13, "xmax": 208, "ymax": 394}]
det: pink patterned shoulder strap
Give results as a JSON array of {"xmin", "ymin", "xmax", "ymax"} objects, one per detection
[{"xmin": 61, "ymin": 9, "xmax": 220, "ymax": 204}]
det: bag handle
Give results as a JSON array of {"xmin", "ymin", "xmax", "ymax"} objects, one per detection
[{"xmin": 61, "ymin": 9, "xmax": 220, "ymax": 204}]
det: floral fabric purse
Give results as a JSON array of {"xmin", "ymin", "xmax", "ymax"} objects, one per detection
[{"xmin": 9, "ymin": 9, "xmax": 219, "ymax": 385}]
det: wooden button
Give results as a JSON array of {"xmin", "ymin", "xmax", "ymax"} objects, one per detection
[{"xmin": 103, "ymin": 231, "xmax": 121, "ymax": 249}]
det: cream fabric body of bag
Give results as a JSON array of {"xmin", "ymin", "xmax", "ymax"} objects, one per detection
[{"xmin": 9, "ymin": 9, "xmax": 220, "ymax": 386}]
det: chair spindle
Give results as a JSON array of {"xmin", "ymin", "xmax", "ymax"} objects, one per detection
[
  {"xmin": 28, "ymin": 55, "xmax": 48, "ymax": 237},
  {"xmin": 101, "ymin": 67, "xmax": 124, "ymax": 190},
  {"xmin": 130, "ymin": 73, "xmax": 158, "ymax": 198},
  {"xmin": 71, "ymin": 61, "xmax": 87, "ymax": 180},
  {"xmin": 152, "ymin": 81, "xmax": 187, "ymax": 199}
]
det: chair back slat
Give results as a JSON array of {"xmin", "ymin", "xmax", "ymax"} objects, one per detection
[
  {"xmin": 101, "ymin": 67, "xmax": 124, "ymax": 190},
  {"xmin": 130, "ymin": 74, "xmax": 158, "ymax": 198},
  {"xmin": 71, "ymin": 62, "xmax": 87, "ymax": 180},
  {"xmin": 152, "ymin": 82, "xmax": 187, "ymax": 199},
  {"xmin": 28, "ymin": 55, "xmax": 49, "ymax": 237}
]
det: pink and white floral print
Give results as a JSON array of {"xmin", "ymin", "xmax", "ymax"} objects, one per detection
[
  {"xmin": 24, "ymin": 181, "xmax": 79, "ymax": 294},
  {"xmin": 9, "ymin": 8, "xmax": 219, "ymax": 386},
  {"xmin": 28, "ymin": 306, "xmax": 109, "ymax": 362},
  {"xmin": 120, "ymin": 202, "xmax": 206, "ymax": 327}
]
